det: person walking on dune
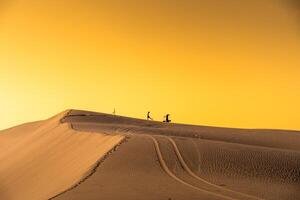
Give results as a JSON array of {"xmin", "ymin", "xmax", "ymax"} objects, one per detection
[
  {"xmin": 147, "ymin": 111, "xmax": 153, "ymax": 120},
  {"xmin": 163, "ymin": 114, "xmax": 171, "ymax": 123}
]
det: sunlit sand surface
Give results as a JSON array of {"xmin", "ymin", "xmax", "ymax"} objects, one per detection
[
  {"xmin": 0, "ymin": 109, "xmax": 299, "ymax": 200},
  {"xmin": 0, "ymin": 111, "xmax": 124, "ymax": 200}
]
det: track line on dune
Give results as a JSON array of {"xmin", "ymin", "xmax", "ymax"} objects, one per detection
[
  {"xmin": 49, "ymin": 137, "xmax": 128, "ymax": 200},
  {"xmin": 49, "ymin": 113, "xmax": 128, "ymax": 200},
  {"xmin": 166, "ymin": 137, "xmax": 263, "ymax": 200},
  {"xmin": 148, "ymin": 135, "xmax": 237, "ymax": 200}
]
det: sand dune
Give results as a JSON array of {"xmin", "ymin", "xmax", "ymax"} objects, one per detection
[{"xmin": 0, "ymin": 109, "xmax": 299, "ymax": 199}]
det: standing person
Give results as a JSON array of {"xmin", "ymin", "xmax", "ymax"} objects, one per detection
[
  {"xmin": 147, "ymin": 111, "xmax": 153, "ymax": 120},
  {"xmin": 163, "ymin": 114, "xmax": 171, "ymax": 123}
]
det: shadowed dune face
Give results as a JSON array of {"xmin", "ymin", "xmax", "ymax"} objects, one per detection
[
  {"xmin": 0, "ymin": 109, "xmax": 300, "ymax": 200},
  {"xmin": 0, "ymin": 111, "xmax": 124, "ymax": 200}
]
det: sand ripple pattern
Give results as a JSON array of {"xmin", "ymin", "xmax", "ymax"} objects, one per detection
[
  {"xmin": 148, "ymin": 135, "xmax": 238, "ymax": 200},
  {"xmin": 166, "ymin": 136, "xmax": 263, "ymax": 200}
]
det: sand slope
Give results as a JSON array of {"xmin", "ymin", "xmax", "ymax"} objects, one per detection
[
  {"xmin": 0, "ymin": 109, "xmax": 299, "ymax": 200},
  {"xmin": 55, "ymin": 110, "xmax": 300, "ymax": 200},
  {"xmin": 0, "ymin": 110, "xmax": 124, "ymax": 200},
  {"xmin": 54, "ymin": 135, "xmax": 223, "ymax": 200}
]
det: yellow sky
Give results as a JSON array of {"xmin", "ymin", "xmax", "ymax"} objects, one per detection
[{"xmin": 0, "ymin": 0, "xmax": 300, "ymax": 130}]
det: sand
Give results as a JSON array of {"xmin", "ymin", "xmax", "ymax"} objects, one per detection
[
  {"xmin": 0, "ymin": 109, "xmax": 299, "ymax": 200},
  {"xmin": 0, "ymin": 110, "xmax": 124, "ymax": 200}
]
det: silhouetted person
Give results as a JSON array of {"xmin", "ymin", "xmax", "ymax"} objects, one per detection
[
  {"xmin": 163, "ymin": 114, "xmax": 171, "ymax": 123},
  {"xmin": 147, "ymin": 111, "xmax": 153, "ymax": 120}
]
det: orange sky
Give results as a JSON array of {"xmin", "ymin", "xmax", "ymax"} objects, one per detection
[{"xmin": 0, "ymin": 0, "xmax": 300, "ymax": 130}]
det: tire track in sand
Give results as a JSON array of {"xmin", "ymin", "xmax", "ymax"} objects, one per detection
[
  {"xmin": 148, "ymin": 135, "xmax": 237, "ymax": 200},
  {"xmin": 166, "ymin": 137, "xmax": 264, "ymax": 200}
]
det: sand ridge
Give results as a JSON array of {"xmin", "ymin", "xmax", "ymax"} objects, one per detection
[
  {"xmin": 1, "ymin": 109, "xmax": 299, "ymax": 200},
  {"xmin": 0, "ymin": 110, "xmax": 124, "ymax": 200}
]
